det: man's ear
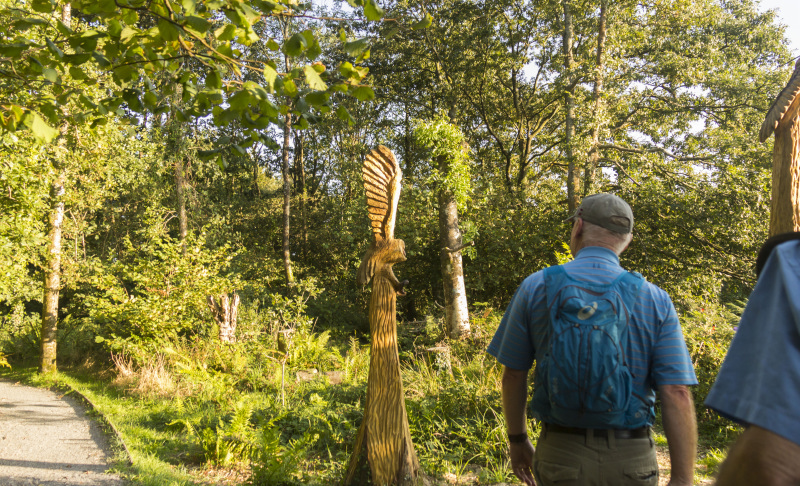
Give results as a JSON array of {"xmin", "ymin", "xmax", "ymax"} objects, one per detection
[
  {"xmin": 621, "ymin": 232, "xmax": 633, "ymax": 253},
  {"xmin": 573, "ymin": 217, "xmax": 584, "ymax": 236}
]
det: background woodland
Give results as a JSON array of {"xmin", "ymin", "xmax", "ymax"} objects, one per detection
[{"xmin": 0, "ymin": 0, "xmax": 795, "ymax": 483}]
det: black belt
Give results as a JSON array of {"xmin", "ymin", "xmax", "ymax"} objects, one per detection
[{"xmin": 544, "ymin": 423, "xmax": 650, "ymax": 439}]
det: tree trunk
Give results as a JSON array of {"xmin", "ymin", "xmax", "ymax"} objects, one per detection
[
  {"xmin": 585, "ymin": 0, "xmax": 607, "ymax": 196},
  {"xmin": 345, "ymin": 252, "xmax": 419, "ymax": 485},
  {"xmin": 295, "ymin": 132, "xmax": 308, "ymax": 259},
  {"xmin": 282, "ymin": 109, "xmax": 295, "ymax": 284},
  {"xmin": 206, "ymin": 293, "xmax": 240, "ymax": 342},
  {"xmin": 40, "ymin": 160, "xmax": 65, "ymax": 374},
  {"xmin": 563, "ymin": 0, "xmax": 579, "ymax": 212},
  {"xmin": 437, "ymin": 155, "xmax": 471, "ymax": 340},
  {"xmin": 40, "ymin": 2, "xmax": 70, "ymax": 374},
  {"xmin": 175, "ymin": 156, "xmax": 188, "ymax": 247},
  {"xmin": 769, "ymin": 117, "xmax": 800, "ymax": 236}
]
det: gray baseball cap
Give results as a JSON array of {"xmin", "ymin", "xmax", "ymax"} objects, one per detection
[{"xmin": 565, "ymin": 193, "xmax": 634, "ymax": 234}]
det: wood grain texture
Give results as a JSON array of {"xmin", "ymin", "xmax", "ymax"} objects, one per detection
[
  {"xmin": 760, "ymin": 59, "xmax": 800, "ymax": 143},
  {"xmin": 769, "ymin": 116, "xmax": 800, "ymax": 236},
  {"xmin": 345, "ymin": 147, "xmax": 419, "ymax": 486}
]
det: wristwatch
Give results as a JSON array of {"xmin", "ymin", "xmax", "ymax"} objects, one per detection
[{"xmin": 507, "ymin": 432, "xmax": 528, "ymax": 443}]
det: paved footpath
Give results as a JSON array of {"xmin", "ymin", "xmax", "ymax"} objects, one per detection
[{"xmin": 0, "ymin": 378, "xmax": 126, "ymax": 486}]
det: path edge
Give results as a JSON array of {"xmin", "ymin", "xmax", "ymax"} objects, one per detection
[{"xmin": 50, "ymin": 381, "xmax": 135, "ymax": 467}]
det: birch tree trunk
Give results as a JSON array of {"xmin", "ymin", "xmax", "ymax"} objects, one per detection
[
  {"xmin": 437, "ymin": 158, "xmax": 470, "ymax": 339},
  {"xmin": 40, "ymin": 2, "xmax": 70, "ymax": 374}
]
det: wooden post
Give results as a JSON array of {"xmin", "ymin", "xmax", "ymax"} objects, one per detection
[
  {"xmin": 344, "ymin": 146, "xmax": 419, "ymax": 486},
  {"xmin": 759, "ymin": 59, "xmax": 800, "ymax": 236}
]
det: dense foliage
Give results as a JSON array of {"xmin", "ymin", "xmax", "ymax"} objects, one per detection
[{"xmin": 1, "ymin": 0, "xmax": 796, "ymax": 482}]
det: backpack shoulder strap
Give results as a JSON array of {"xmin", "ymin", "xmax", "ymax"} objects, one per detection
[
  {"xmin": 543, "ymin": 265, "xmax": 569, "ymax": 309},
  {"xmin": 614, "ymin": 271, "xmax": 646, "ymax": 309}
]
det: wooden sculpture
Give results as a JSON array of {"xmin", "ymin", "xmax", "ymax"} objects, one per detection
[
  {"xmin": 344, "ymin": 146, "xmax": 419, "ymax": 486},
  {"xmin": 759, "ymin": 58, "xmax": 800, "ymax": 236}
]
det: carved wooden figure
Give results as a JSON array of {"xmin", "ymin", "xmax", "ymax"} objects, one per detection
[
  {"xmin": 344, "ymin": 146, "xmax": 419, "ymax": 486},
  {"xmin": 759, "ymin": 58, "xmax": 800, "ymax": 236}
]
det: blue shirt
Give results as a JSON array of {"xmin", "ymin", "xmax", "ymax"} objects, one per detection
[
  {"xmin": 487, "ymin": 246, "xmax": 697, "ymax": 427},
  {"xmin": 705, "ymin": 240, "xmax": 800, "ymax": 446}
]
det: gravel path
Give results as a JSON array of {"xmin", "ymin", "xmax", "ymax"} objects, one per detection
[{"xmin": 0, "ymin": 378, "xmax": 126, "ymax": 486}]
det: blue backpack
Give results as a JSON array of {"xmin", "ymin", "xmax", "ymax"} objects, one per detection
[{"xmin": 535, "ymin": 265, "xmax": 644, "ymax": 428}]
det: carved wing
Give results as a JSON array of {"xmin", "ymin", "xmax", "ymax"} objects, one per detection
[
  {"xmin": 363, "ymin": 145, "xmax": 401, "ymax": 242},
  {"xmin": 759, "ymin": 58, "xmax": 800, "ymax": 142}
]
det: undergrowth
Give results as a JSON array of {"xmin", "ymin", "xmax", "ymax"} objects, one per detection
[{"xmin": 1, "ymin": 298, "xmax": 743, "ymax": 485}]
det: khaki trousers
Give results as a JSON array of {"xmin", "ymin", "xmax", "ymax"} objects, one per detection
[{"xmin": 533, "ymin": 426, "xmax": 658, "ymax": 486}]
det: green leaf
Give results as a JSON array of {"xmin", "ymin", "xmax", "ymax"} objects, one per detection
[
  {"xmin": 92, "ymin": 51, "xmax": 111, "ymax": 68},
  {"xmin": 263, "ymin": 65, "xmax": 278, "ymax": 92},
  {"xmin": 42, "ymin": 67, "xmax": 59, "ymax": 83},
  {"xmin": 64, "ymin": 53, "xmax": 92, "ymax": 65},
  {"xmin": 363, "ymin": 0, "xmax": 384, "ymax": 21},
  {"xmin": 120, "ymin": 27, "xmax": 137, "ymax": 44},
  {"xmin": 305, "ymin": 91, "xmax": 328, "ymax": 106},
  {"xmin": 284, "ymin": 33, "xmax": 307, "ymax": 57},
  {"xmin": 259, "ymin": 100, "xmax": 279, "ymax": 118},
  {"xmin": 266, "ymin": 38, "xmax": 280, "ymax": 51},
  {"xmin": 181, "ymin": 0, "xmax": 197, "ymax": 15},
  {"xmin": 69, "ymin": 66, "xmax": 87, "ymax": 80},
  {"xmin": 122, "ymin": 9, "xmax": 139, "ymax": 25},
  {"xmin": 107, "ymin": 19, "xmax": 123, "ymax": 38},
  {"xmin": 283, "ymin": 78, "xmax": 298, "ymax": 98},
  {"xmin": 252, "ymin": 0, "xmax": 281, "ymax": 13},
  {"xmin": 215, "ymin": 24, "xmax": 237, "ymax": 42},
  {"xmin": 303, "ymin": 66, "xmax": 327, "ymax": 91},
  {"xmin": 31, "ymin": 0, "xmax": 54, "ymax": 13},
  {"xmin": 22, "ymin": 111, "xmax": 59, "ymax": 143},
  {"xmin": 336, "ymin": 106, "xmax": 355, "ymax": 125},
  {"xmin": 143, "ymin": 91, "xmax": 159, "ymax": 108},
  {"xmin": 185, "ymin": 16, "xmax": 212, "ymax": 35},
  {"xmin": 0, "ymin": 43, "xmax": 27, "ymax": 58},
  {"xmin": 216, "ymin": 155, "xmax": 227, "ymax": 171},
  {"xmin": 228, "ymin": 90, "xmax": 251, "ymax": 110},
  {"xmin": 206, "ymin": 69, "xmax": 222, "ymax": 89},
  {"xmin": 13, "ymin": 18, "xmax": 48, "ymax": 31},
  {"xmin": 95, "ymin": 336, "xmax": 105, "ymax": 343},
  {"xmin": 412, "ymin": 13, "xmax": 433, "ymax": 30},
  {"xmin": 344, "ymin": 38, "xmax": 369, "ymax": 57},
  {"xmin": 351, "ymin": 86, "xmax": 375, "ymax": 101},
  {"xmin": 46, "ymin": 38, "xmax": 64, "ymax": 59},
  {"xmin": 158, "ymin": 19, "xmax": 180, "ymax": 42},
  {"xmin": 243, "ymin": 81, "xmax": 268, "ymax": 100},
  {"xmin": 122, "ymin": 88, "xmax": 143, "ymax": 112}
]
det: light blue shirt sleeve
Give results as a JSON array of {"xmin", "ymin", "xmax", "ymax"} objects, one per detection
[
  {"xmin": 486, "ymin": 275, "xmax": 540, "ymax": 371},
  {"xmin": 705, "ymin": 240, "xmax": 800, "ymax": 446}
]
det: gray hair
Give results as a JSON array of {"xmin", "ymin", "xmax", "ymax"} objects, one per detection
[{"xmin": 582, "ymin": 221, "xmax": 632, "ymax": 255}]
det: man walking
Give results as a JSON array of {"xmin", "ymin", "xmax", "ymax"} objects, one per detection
[
  {"xmin": 487, "ymin": 193, "xmax": 697, "ymax": 486},
  {"xmin": 705, "ymin": 232, "xmax": 800, "ymax": 485}
]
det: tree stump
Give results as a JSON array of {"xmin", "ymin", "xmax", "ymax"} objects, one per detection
[
  {"xmin": 206, "ymin": 293, "xmax": 239, "ymax": 343},
  {"xmin": 424, "ymin": 346, "xmax": 452, "ymax": 376}
]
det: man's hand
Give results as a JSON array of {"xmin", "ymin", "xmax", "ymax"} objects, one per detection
[{"xmin": 510, "ymin": 439, "xmax": 536, "ymax": 485}]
